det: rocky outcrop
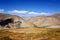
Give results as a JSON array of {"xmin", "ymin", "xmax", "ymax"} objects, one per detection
[{"xmin": 0, "ymin": 13, "xmax": 34, "ymax": 29}]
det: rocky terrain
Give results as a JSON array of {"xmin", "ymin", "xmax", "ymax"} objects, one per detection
[
  {"xmin": 0, "ymin": 13, "xmax": 60, "ymax": 28},
  {"xmin": 26, "ymin": 14, "xmax": 60, "ymax": 28},
  {"xmin": 0, "ymin": 13, "xmax": 60, "ymax": 40},
  {"xmin": 0, "ymin": 13, "xmax": 33, "ymax": 29}
]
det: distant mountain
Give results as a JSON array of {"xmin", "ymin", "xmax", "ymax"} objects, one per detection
[
  {"xmin": 27, "ymin": 14, "xmax": 60, "ymax": 28},
  {"xmin": 52, "ymin": 14, "xmax": 60, "ymax": 20},
  {"xmin": 0, "ymin": 13, "xmax": 33, "ymax": 29}
]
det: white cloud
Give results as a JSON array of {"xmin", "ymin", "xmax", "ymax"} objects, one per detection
[
  {"xmin": 28, "ymin": 12, "xmax": 39, "ymax": 14},
  {"xmin": 8, "ymin": 10, "xmax": 28, "ymax": 14},
  {"xmin": 7, "ymin": 10, "xmax": 50, "ymax": 16},
  {"xmin": 40, "ymin": 12, "xmax": 51, "ymax": 15},
  {"xmin": 28, "ymin": 12, "xmax": 50, "ymax": 15},
  {"xmin": 40, "ymin": 12, "xmax": 48, "ymax": 15},
  {"xmin": 0, "ymin": 9, "xmax": 4, "ymax": 13},
  {"xmin": 8, "ymin": 10, "xmax": 40, "ymax": 14}
]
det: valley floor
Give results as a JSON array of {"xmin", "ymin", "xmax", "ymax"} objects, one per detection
[{"xmin": 0, "ymin": 28, "xmax": 60, "ymax": 40}]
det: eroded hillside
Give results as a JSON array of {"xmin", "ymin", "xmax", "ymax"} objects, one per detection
[
  {"xmin": 27, "ymin": 14, "xmax": 60, "ymax": 28},
  {"xmin": 0, "ymin": 13, "xmax": 34, "ymax": 28}
]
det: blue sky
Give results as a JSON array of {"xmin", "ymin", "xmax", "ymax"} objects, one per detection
[{"xmin": 0, "ymin": 0, "xmax": 60, "ymax": 17}]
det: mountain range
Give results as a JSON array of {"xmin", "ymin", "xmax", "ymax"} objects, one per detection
[
  {"xmin": 0, "ymin": 13, "xmax": 33, "ymax": 29},
  {"xmin": 24, "ymin": 13, "xmax": 60, "ymax": 28},
  {"xmin": 0, "ymin": 13, "xmax": 60, "ymax": 28}
]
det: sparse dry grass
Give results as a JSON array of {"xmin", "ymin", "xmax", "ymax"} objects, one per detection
[{"xmin": 0, "ymin": 28, "xmax": 60, "ymax": 40}]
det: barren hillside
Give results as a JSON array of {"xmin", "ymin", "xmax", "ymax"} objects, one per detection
[
  {"xmin": 0, "ymin": 13, "xmax": 33, "ymax": 28},
  {"xmin": 27, "ymin": 14, "xmax": 60, "ymax": 28}
]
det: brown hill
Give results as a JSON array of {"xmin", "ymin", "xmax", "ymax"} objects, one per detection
[
  {"xmin": 52, "ymin": 14, "xmax": 60, "ymax": 20},
  {"xmin": 27, "ymin": 14, "xmax": 60, "ymax": 28},
  {"xmin": 0, "ymin": 13, "xmax": 33, "ymax": 29}
]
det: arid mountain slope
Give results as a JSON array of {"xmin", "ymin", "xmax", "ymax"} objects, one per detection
[
  {"xmin": 27, "ymin": 14, "xmax": 60, "ymax": 28},
  {"xmin": 0, "ymin": 13, "xmax": 60, "ymax": 28},
  {"xmin": 52, "ymin": 14, "xmax": 60, "ymax": 20},
  {"xmin": 0, "ymin": 13, "xmax": 33, "ymax": 28}
]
